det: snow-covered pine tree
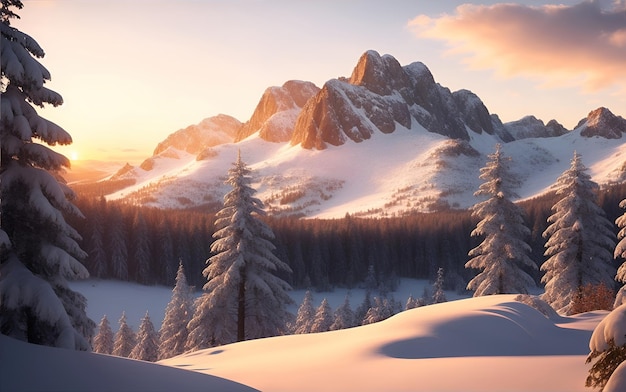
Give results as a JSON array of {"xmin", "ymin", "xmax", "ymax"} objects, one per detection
[
  {"xmin": 193, "ymin": 151, "xmax": 293, "ymax": 343},
  {"xmin": 614, "ymin": 198, "xmax": 626, "ymax": 307},
  {"xmin": 310, "ymin": 298, "xmax": 333, "ymax": 333},
  {"xmin": 362, "ymin": 296, "xmax": 396, "ymax": 325},
  {"xmin": 129, "ymin": 311, "xmax": 159, "ymax": 362},
  {"xmin": 432, "ymin": 267, "xmax": 447, "ymax": 304},
  {"xmin": 466, "ymin": 144, "xmax": 537, "ymax": 296},
  {"xmin": 92, "ymin": 315, "xmax": 114, "ymax": 355},
  {"xmin": 112, "ymin": 312, "xmax": 136, "ymax": 358},
  {"xmin": 185, "ymin": 293, "xmax": 234, "ymax": 351},
  {"xmin": 354, "ymin": 290, "xmax": 372, "ymax": 325},
  {"xmin": 541, "ymin": 152, "xmax": 616, "ymax": 315},
  {"xmin": 405, "ymin": 294, "xmax": 422, "ymax": 310},
  {"xmin": 159, "ymin": 261, "xmax": 194, "ymax": 360},
  {"xmin": 586, "ymin": 303, "xmax": 626, "ymax": 390},
  {"xmin": 293, "ymin": 290, "xmax": 315, "ymax": 334},
  {"xmin": 0, "ymin": 0, "xmax": 94, "ymax": 350},
  {"xmin": 330, "ymin": 294, "xmax": 356, "ymax": 331}
]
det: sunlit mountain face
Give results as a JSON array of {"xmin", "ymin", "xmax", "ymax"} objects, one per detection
[{"xmin": 74, "ymin": 52, "xmax": 626, "ymax": 218}]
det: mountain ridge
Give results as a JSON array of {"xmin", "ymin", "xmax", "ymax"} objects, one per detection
[{"xmin": 97, "ymin": 51, "xmax": 626, "ymax": 218}]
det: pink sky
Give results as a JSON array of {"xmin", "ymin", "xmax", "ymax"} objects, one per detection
[{"xmin": 13, "ymin": 0, "xmax": 626, "ymax": 164}]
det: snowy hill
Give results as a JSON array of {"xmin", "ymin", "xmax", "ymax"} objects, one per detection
[
  {"xmin": 1, "ymin": 280, "xmax": 606, "ymax": 392},
  {"xmin": 162, "ymin": 295, "xmax": 603, "ymax": 392},
  {"xmin": 101, "ymin": 51, "xmax": 626, "ymax": 218},
  {"xmin": 0, "ymin": 333, "xmax": 256, "ymax": 392}
]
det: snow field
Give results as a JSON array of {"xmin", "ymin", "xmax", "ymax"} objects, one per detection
[
  {"xmin": 105, "ymin": 113, "xmax": 626, "ymax": 219},
  {"xmin": 162, "ymin": 295, "xmax": 605, "ymax": 392},
  {"xmin": 2, "ymin": 278, "xmax": 609, "ymax": 391},
  {"xmin": 69, "ymin": 278, "xmax": 461, "ymax": 330}
]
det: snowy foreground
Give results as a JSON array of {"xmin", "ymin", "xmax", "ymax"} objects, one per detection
[{"xmin": 0, "ymin": 279, "xmax": 607, "ymax": 392}]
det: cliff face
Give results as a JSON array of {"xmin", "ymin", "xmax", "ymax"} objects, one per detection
[
  {"xmin": 290, "ymin": 50, "xmax": 506, "ymax": 149},
  {"xmin": 235, "ymin": 80, "xmax": 319, "ymax": 143}
]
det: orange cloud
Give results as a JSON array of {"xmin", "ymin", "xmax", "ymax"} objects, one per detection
[{"xmin": 409, "ymin": 1, "xmax": 626, "ymax": 92}]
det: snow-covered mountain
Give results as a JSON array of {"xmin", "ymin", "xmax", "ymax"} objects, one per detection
[{"xmin": 104, "ymin": 51, "xmax": 626, "ymax": 218}]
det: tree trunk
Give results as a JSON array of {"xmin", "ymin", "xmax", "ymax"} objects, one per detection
[{"xmin": 237, "ymin": 270, "xmax": 246, "ymax": 342}]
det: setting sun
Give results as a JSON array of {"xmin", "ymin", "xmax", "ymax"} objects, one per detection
[{"xmin": 70, "ymin": 151, "xmax": 79, "ymax": 161}]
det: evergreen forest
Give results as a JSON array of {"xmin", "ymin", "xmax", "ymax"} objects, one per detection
[{"xmin": 68, "ymin": 182, "xmax": 626, "ymax": 294}]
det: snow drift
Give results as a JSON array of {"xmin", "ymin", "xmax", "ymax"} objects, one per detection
[
  {"xmin": 0, "ymin": 280, "xmax": 608, "ymax": 392},
  {"xmin": 162, "ymin": 295, "xmax": 604, "ymax": 392}
]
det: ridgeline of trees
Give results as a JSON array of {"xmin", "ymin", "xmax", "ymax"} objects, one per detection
[{"xmin": 69, "ymin": 181, "xmax": 626, "ymax": 294}]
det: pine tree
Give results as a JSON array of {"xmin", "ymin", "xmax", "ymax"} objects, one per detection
[
  {"xmin": 541, "ymin": 152, "xmax": 616, "ymax": 315},
  {"xmin": 586, "ymin": 304, "xmax": 626, "ymax": 390},
  {"xmin": 185, "ymin": 293, "xmax": 234, "ymax": 351},
  {"xmin": 92, "ymin": 315, "xmax": 114, "ymax": 355},
  {"xmin": 159, "ymin": 262, "xmax": 194, "ymax": 360},
  {"xmin": 293, "ymin": 290, "xmax": 315, "ymax": 334},
  {"xmin": 112, "ymin": 312, "xmax": 136, "ymax": 358},
  {"xmin": 331, "ymin": 294, "xmax": 356, "ymax": 330},
  {"xmin": 129, "ymin": 311, "xmax": 159, "ymax": 362},
  {"xmin": 0, "ymin": 0, "xmax": 94, "ymax": 350},
  {"xmin": 156, "ymin": 219, "xmax": 175, "ymax": 285},
  {"xmin": 131, "ymin": 211, "xmax": 151, "ymax": 284},
  {"xmin": 432, "ymin": 267, "xmax": 447, "ymax": 304},
  {"xmin": 108, "ymin": 207, "xmax": 128, "ymax": 281},
  {"xmin": 86, "ymin": 201, "xmax": 107, "ymax": 278},
  {"xmin": 405, "ymin": 294, "xmax": 422, "ymax": 310},
  {"xmin": 364, "ymin": 264, "xmax": 377, "ymax": 292},
  {"xmin": 354, "ymin": 290, "xmax": 372, "ymax": 325},
  {"xmin": 614, "ymin": 198, "xmax": 626, "ymax": 307},
  {"xmin": 466, "ymin": 144, "xmax": 537, "ymax": 296},
  {"xmin": 362, "ymin": 297, "xmax": 396, "ymax": 325},
  {"xmin": 192, "ymin": 152, "xmax": 293, "ymax": 343},
  {"xmin": 310, "ymin": 298, "xmax": 333, "ymax": 333}
]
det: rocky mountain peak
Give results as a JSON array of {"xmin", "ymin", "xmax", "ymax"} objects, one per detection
[
  {"xmin": 579, "ymin": 107, "xmax": 626, "ymax": 139},
  {"xmin": 153, "ymin": 114, "xmax": 241, "ymax": 156},
  {"xmin": 236, "ymin": 80, "xmax": 319, "ymax": 143},
  {"xmin": 290, "ymin": 51, "xmax": 503, "ymax": 149},
  {"xmin": 348, "ymin": 50, "xmax": 409, "ymax": 96}
]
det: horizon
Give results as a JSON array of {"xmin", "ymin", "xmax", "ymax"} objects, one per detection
[{"xmin": 13, "ymin": 0, "xmax": 626, "ymax": 165}]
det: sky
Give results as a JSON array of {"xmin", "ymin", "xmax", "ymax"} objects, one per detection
[{"xmin": 12, "ymin": 0, "xmax": 626, "ymax": 164}]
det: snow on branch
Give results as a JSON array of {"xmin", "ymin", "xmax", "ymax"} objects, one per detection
[
  {"xmin": 0, "ymin": 255, "xmax": 77, "ymax": 349},
  {"xmin": 0, "ymin": 21, "xmax": 45, "ymax": 58}
]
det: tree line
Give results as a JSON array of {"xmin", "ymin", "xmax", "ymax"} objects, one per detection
[{"xmin": 68, "ymin": 181, "xmax": 626, "ymax": 295}]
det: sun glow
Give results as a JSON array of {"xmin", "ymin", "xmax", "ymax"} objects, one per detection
[{"xmin": 70, "ymin": 151, "xmax": 79, "ymax": 161}]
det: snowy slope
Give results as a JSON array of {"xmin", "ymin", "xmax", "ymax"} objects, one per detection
[
  {"xmin": 100, "ymin": 51, "xmax": 626, "ymax": 218},
  {"xmin": 0, "ymin": 279, "xmax": 607, "ymax": 392},
  {"xmin": 0, "ymin": 333, "xmax": 257, "ymax": 392},
  {"xmin": 161, "ymin": 295, "xmax": 603, "ymax": 392},
  {"xmin": 106, "ymin": 118, "xmax": 626, "ymax": 218}
]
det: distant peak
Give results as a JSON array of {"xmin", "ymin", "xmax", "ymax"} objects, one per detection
[
  {"xmin": 586, "ymin": 107, "xmax": 614, "ymax": 126},
  {"xmin": 580, "ymin": 107, "xmax": 626, "ymax": 139},
  {"xmin": 110, "ymin": 162, "xmax": 135, "ymax": 180}
]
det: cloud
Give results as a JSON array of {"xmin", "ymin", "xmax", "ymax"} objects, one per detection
[{"xmin": 408, "ymin": 1, "xmax": 626, "ymax": 91}]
